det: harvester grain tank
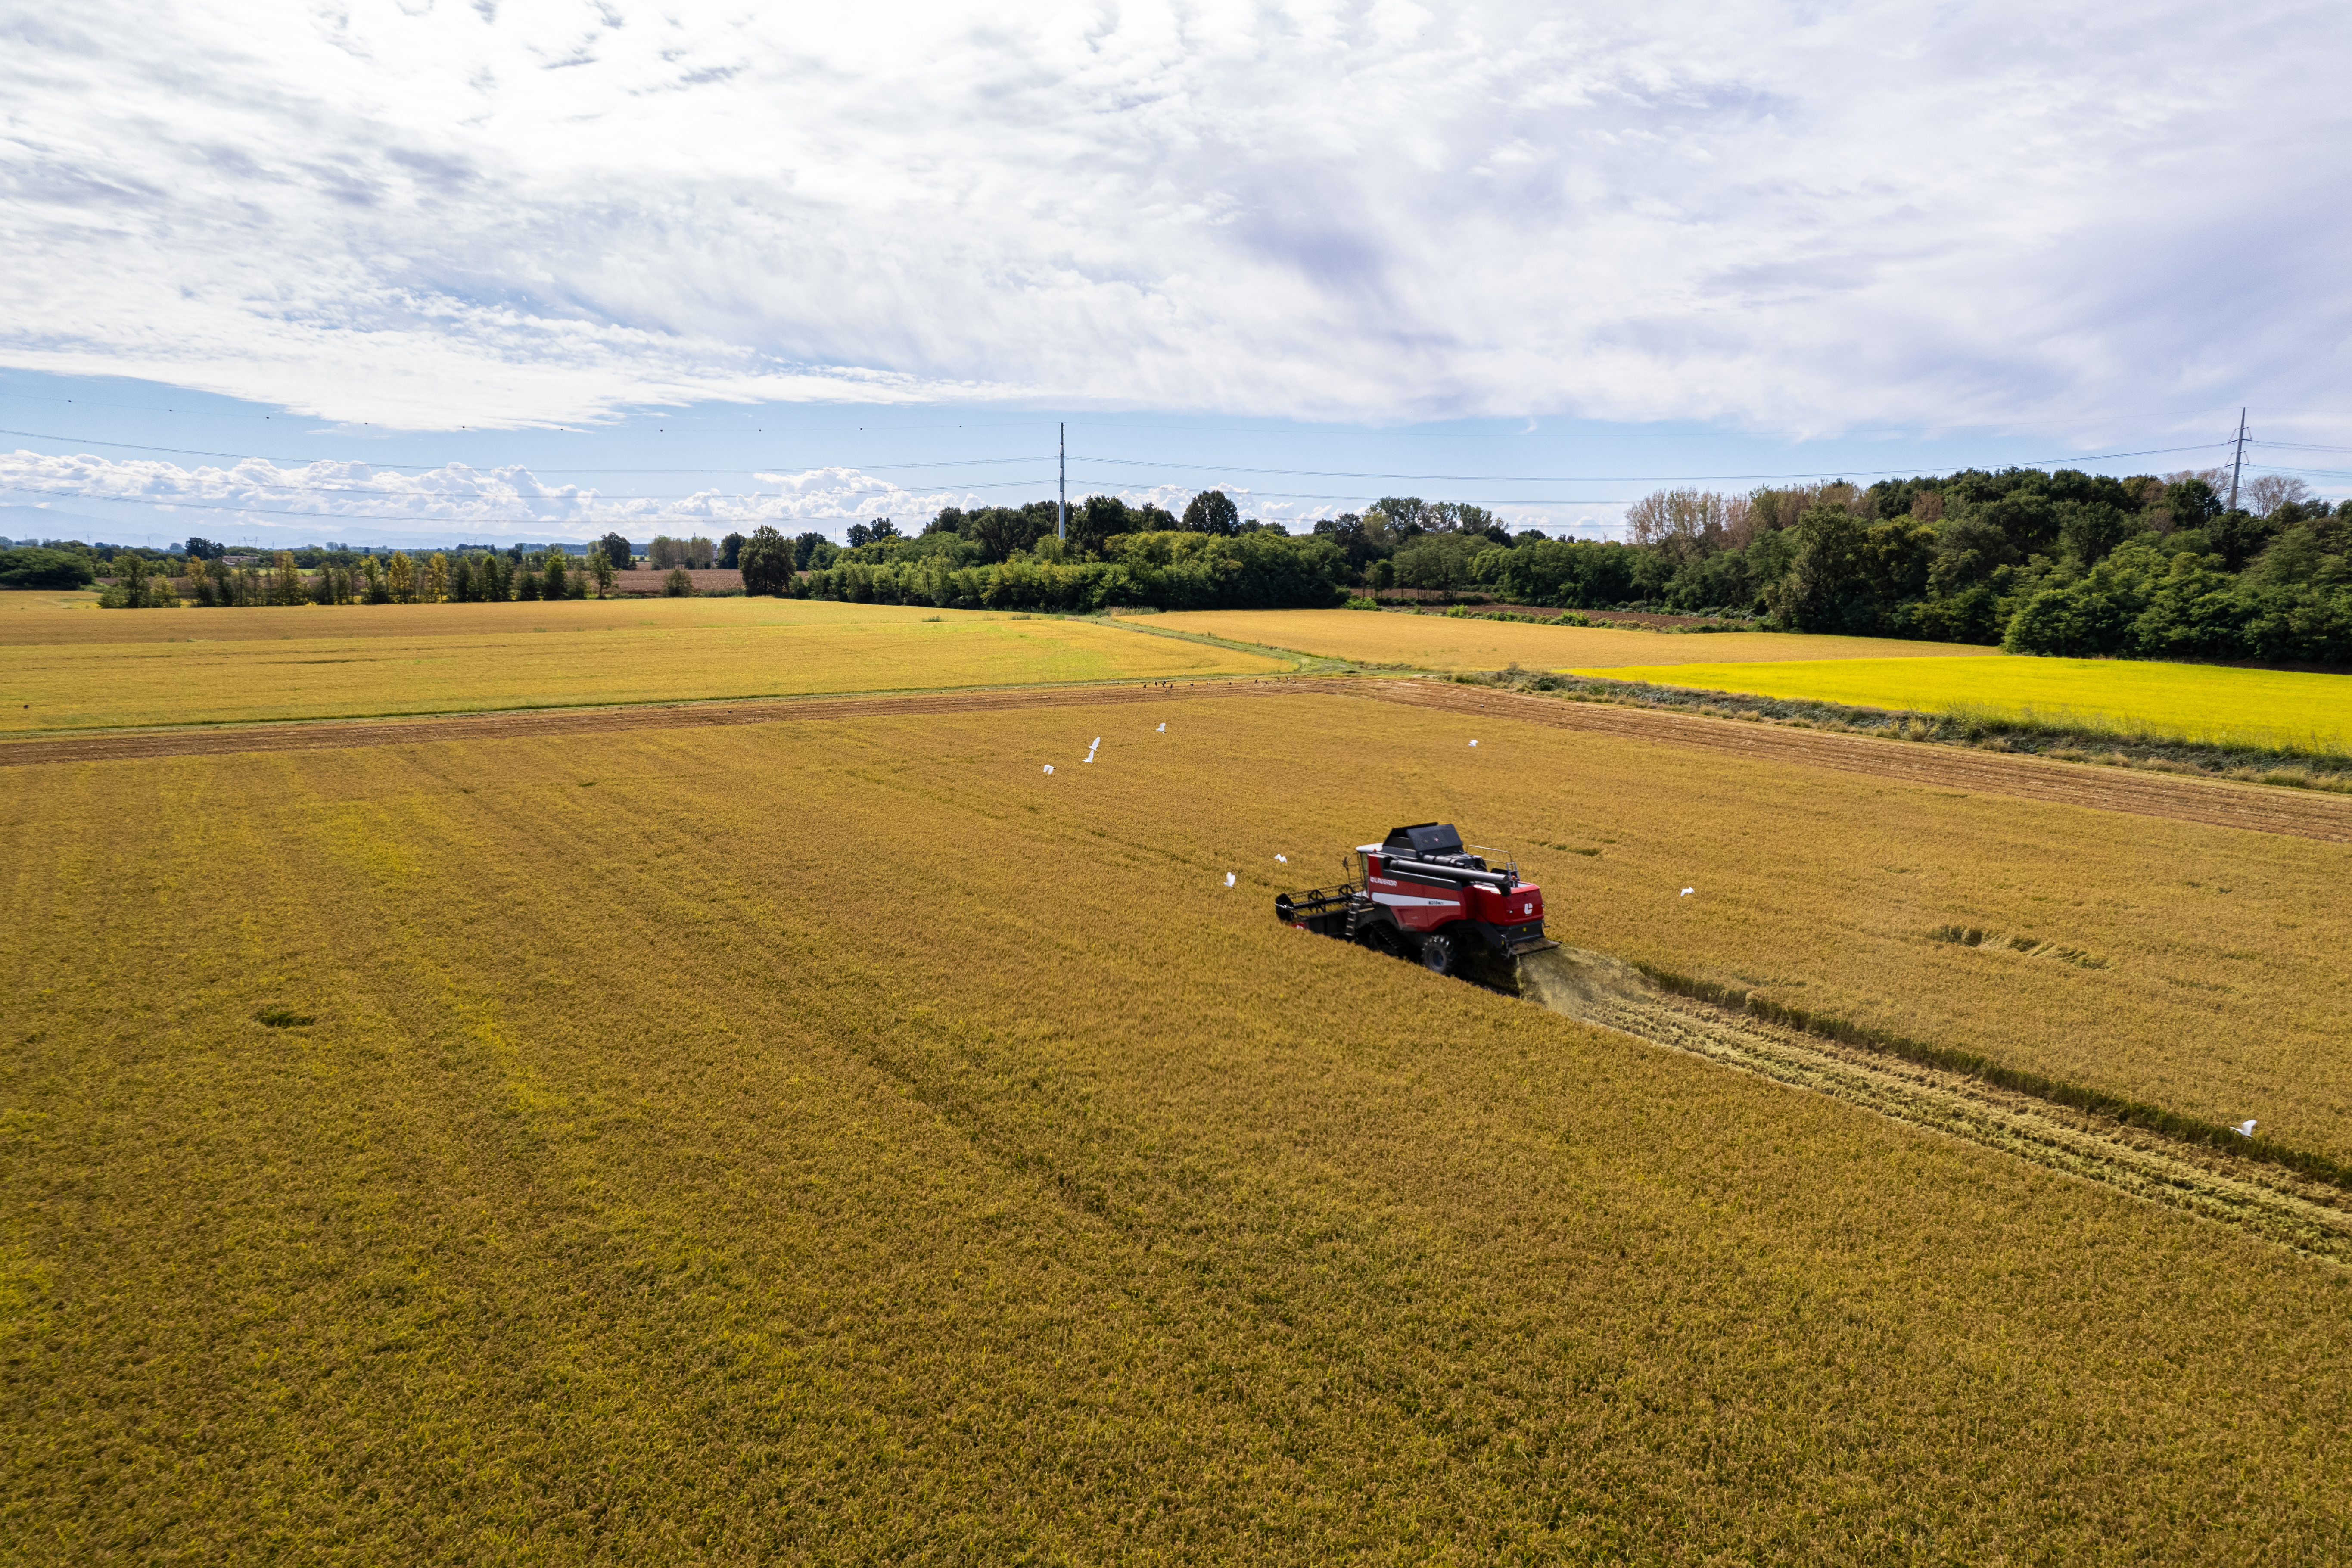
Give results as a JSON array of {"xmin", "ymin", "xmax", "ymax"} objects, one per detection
[{"xmin": 1274, "ymin": 822, "xmax": 1558, "ymax": 981}]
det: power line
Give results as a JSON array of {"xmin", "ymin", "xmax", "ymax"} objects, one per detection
[
  {"xmin": 0, "ymin": 476, "xmax": 1052, "ymax": 526},
  {"xmin": 1, "ymin": 423, "xmax": 2270, "ymax": 486},
  {"xmin": 0, "ymin": 391, "xmax": 1058, "ymax": 437},
  {"xmin": 0, "ymin": 426, "xmax": 1053, "ymax": 474},
  {"xmin": 1063, "ymin": 443, "xmax": 2235, "ymax": 485},
  {"xmin": 0, "ymin": 467, "xmax": 1050, "ymax": 502}
]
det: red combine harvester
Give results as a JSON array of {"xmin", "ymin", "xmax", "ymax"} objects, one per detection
[{"xmin": 1275, "ymin": 822, "xmax": 1558, "ymax": 981}]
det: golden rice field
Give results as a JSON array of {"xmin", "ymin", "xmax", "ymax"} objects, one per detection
[
  {"xmin": 0, "ymin": 596, "xmax": 1285, "ymax": 732},
  {"xmin": 1148, "ymin": 606, "xmax": 2001, "ymax": 672},
  {"xmin": 0, "ymin": 590, "xmax": 106, "ymax": 631},
  {"xmin": 1586, "ymin": 653, "xmax": 2352, "ymax": 753},
  {"xmin": 5, "ymin": 688, "xmax": 2350, "ymax": 1560}
]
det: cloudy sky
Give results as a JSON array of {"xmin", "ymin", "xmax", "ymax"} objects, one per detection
[{"xmin": 3, "ymin": 0, "xmax": 2347, "ymax": 542}]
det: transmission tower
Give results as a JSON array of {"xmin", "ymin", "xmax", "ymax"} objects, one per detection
[{"xmin": 2228, "ymin": 408, "xmax": 2248, "ymax": 513}]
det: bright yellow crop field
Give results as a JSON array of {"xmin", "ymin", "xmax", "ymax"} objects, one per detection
[
  {"xmin": 1149, "ymin": 607, "xmax": 2001, "ymax": 671},
  {"xmin": 5, "ymin": 691, "xmax": 2350, "ymax": 1560},
  {"xmin": 0, "ymin": 598, "xmax": 1285, "ymax": 731},
  {"xmin": 1583, "ymin": 653, "xmax": 2352, "ymax": 751}
]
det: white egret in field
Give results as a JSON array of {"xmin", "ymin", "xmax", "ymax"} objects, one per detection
[
  {"xmin": 1680, "ymin": 887, "xmax": 1694, "ymax": 897},
  {"xmin": 1156, "ymin": 722, "xmax": 1165, "ymax": 733},
  {"xmin": 1042, "ymin": 765, "xmax": 1054, "ymax": 775},
  {"xmin": 1224, "ymin": 872, "xmax": 1236, "ymax": 887},
  {"xmin": 1276, "ymin": 854, "xmax": 1288, "ymax": 863},
  {"xmin": 2230, "ymin": 1119, "xmax": 2257, "ymax": 1138}
]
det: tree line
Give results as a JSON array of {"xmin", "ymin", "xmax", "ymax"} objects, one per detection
[
  {"xmin": 1455, "ymin": 469, "xmax": 2352, "ymax": 663},
  {"xmin": 738, "ymin": 492, "xmax": 1353, "ymax": 611},
  {"xmin": 33, "ymin": 468, "xmax": 2352, "ymax": 663}
]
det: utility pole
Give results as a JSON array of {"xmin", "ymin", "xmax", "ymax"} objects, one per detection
[
  {"xmin": 1058, "ymin": 422, "xmax": 1067, "ymax": 541},
  {"xmin": 2228, "ymin": 408, "xmax": 2249, "ymax": 513}
]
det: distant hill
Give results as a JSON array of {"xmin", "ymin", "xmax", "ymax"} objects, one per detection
[{"xmin": 0, "ymin": 504, "xmax": 121, "ymax": 542}]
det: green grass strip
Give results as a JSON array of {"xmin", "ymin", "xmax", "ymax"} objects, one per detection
[{"xmin": 1630, "ymin": 961, "xmax": 2352, "ymax": 1192}]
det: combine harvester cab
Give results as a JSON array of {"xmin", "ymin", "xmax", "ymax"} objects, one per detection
[{"xmin": 1276, "ymin": 821, "xmax": 1559, "ymax": 984}]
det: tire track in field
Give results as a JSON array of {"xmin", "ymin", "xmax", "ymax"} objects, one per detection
[
  {"xmin": 1353, "ymin": 678, "xmax": 2352, "ymax": 844},
  {"xmin": 1519, "ymin": 946, "xmax": 2352, "ymax": 1261},
  {"xmin": 0, "ymin": 679, "xmax": 1326, "ymax": 767}
]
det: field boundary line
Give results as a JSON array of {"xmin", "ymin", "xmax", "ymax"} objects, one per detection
[
  {"xmin": 1346, "ymin": 678, "xmax": 2352, "ymax": 844},
  {"xmin": 0, "ymin": 678, "xmax": 1336, "ymax": 767}
]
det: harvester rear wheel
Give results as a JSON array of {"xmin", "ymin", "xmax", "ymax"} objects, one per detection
[{"xmin": 1419, "ymin": 932, "xmax": 1456, "ymax": 976}]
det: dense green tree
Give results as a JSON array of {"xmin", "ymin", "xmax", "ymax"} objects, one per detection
[
  {"xmin": 271, "ymin": 552, "xmax": 308, "ymax": 607},
  {"xmin": 596, "ymin": 532, "xmax": 634, "ymax": 572},
  {"xmin": 738, "ymin": 525, "xmax": 792, "ymax": 595},
  {"xmin": 98, "ymin": 551, "xmax": 179, "ymax": 608},
  {"xmin": 1765, "ymin": 509, "xmax": 1872, "ymax": 632},
  {"xmin": 1181, "ymin": 489, "xmax": 1241, "ymax": 536},
  {"xmin": 0, "ymin": 547, "xmax": 96, "ymax": 589},
  {"xmin": 1070, "ymin": 495, "xmax": 1141, "ymax": 556},
  {"xmin": 1391, "ymin": 532, "xmax": 1487, "ymax": 591},
  {"xmin": 2056, "ymin": 503, "xmax": 2138, "ymax": 568}
]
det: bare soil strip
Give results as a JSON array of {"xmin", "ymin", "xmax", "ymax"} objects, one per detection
[
  {"xmin": 0, "ymin": 678, "xmax": 1322, "ymax": 767},
  {"xmin": 1520, "ymin": 946, "xmax": 2352, "ymax": 1261},
  {"xmin": 1354, "ymin": 678, "xmax": 2352, "ymax": 843}
]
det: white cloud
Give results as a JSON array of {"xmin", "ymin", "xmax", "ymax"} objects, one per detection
[
  {"xmin": 0, "ymin": 445, "xmax": 1631, "ymax": 544},
  {"xmin": 0, "ymin": 447, "xmax": 980, "ymax": 541},
  {"xmin": 1, "ymin": 1, "xmax": 2346, "ymax": 439}
]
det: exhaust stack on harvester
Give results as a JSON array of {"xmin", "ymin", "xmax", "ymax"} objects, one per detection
[{"xmin": 1274, "ymin": 821, "xmax": 1559, "ymax": 980}]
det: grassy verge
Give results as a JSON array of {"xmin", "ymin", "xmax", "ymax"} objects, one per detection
[
  {"xmin": 1093, "ymin": 610, "xmax": 1364, "ymax": 674},
  {"xmin": 1461, "ymin": 669, "xmax": 2352, "ymax": 793}
]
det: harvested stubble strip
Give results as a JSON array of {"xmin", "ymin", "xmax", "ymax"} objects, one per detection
[
  {"xmin": 1624, "ymin": 960, "xmax": 2352, "ymax": 1194},
  {"xmin": 1518, "ymin": 946, "xmax": 2352, "ymax": 1260}
]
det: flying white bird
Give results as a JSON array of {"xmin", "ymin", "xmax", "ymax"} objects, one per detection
[
  {"xmin": 2230, "ymin": 1118, "xmax": 2257, "ymax": 1138},
  {"xmin": 1042, "ymin": 765, "xmax": 1054, "ymax": 775},
  {"xmin": 1680, "ymin": 887, "xmax": 1694, "ymax": 897},
  {"xmin": 1085, "ymin": 737, "xmax": 1100, "ymax": 763},
  {"xmin": 1468, "ymin": 739, "xmax": 1479, "ymax": 747},
  {"xmin": 1156, "ymin": 722, "xmax": 1165, "ymax": 732},
  {"xmin": 1224, "ymin": 872, "xmax": 1236, "ymax": 887},
  {"xmin": 1276, "ymin": 854, "xmax": 1288, "ymax": 863}
]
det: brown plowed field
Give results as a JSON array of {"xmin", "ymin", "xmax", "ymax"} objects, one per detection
[{"xmin": 10, "ymin": 672, "xmax": 2352, "ymax": 846}]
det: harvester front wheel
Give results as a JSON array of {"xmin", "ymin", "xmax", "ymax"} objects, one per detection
[{"xmin": 1419, "ymin": 933, "xmax": 1456, "ymax": 976}]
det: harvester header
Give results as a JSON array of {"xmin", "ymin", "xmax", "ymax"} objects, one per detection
[{"xmin": 1276, "ymin": 821, "xmax": 1559, "ymax": 982}]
